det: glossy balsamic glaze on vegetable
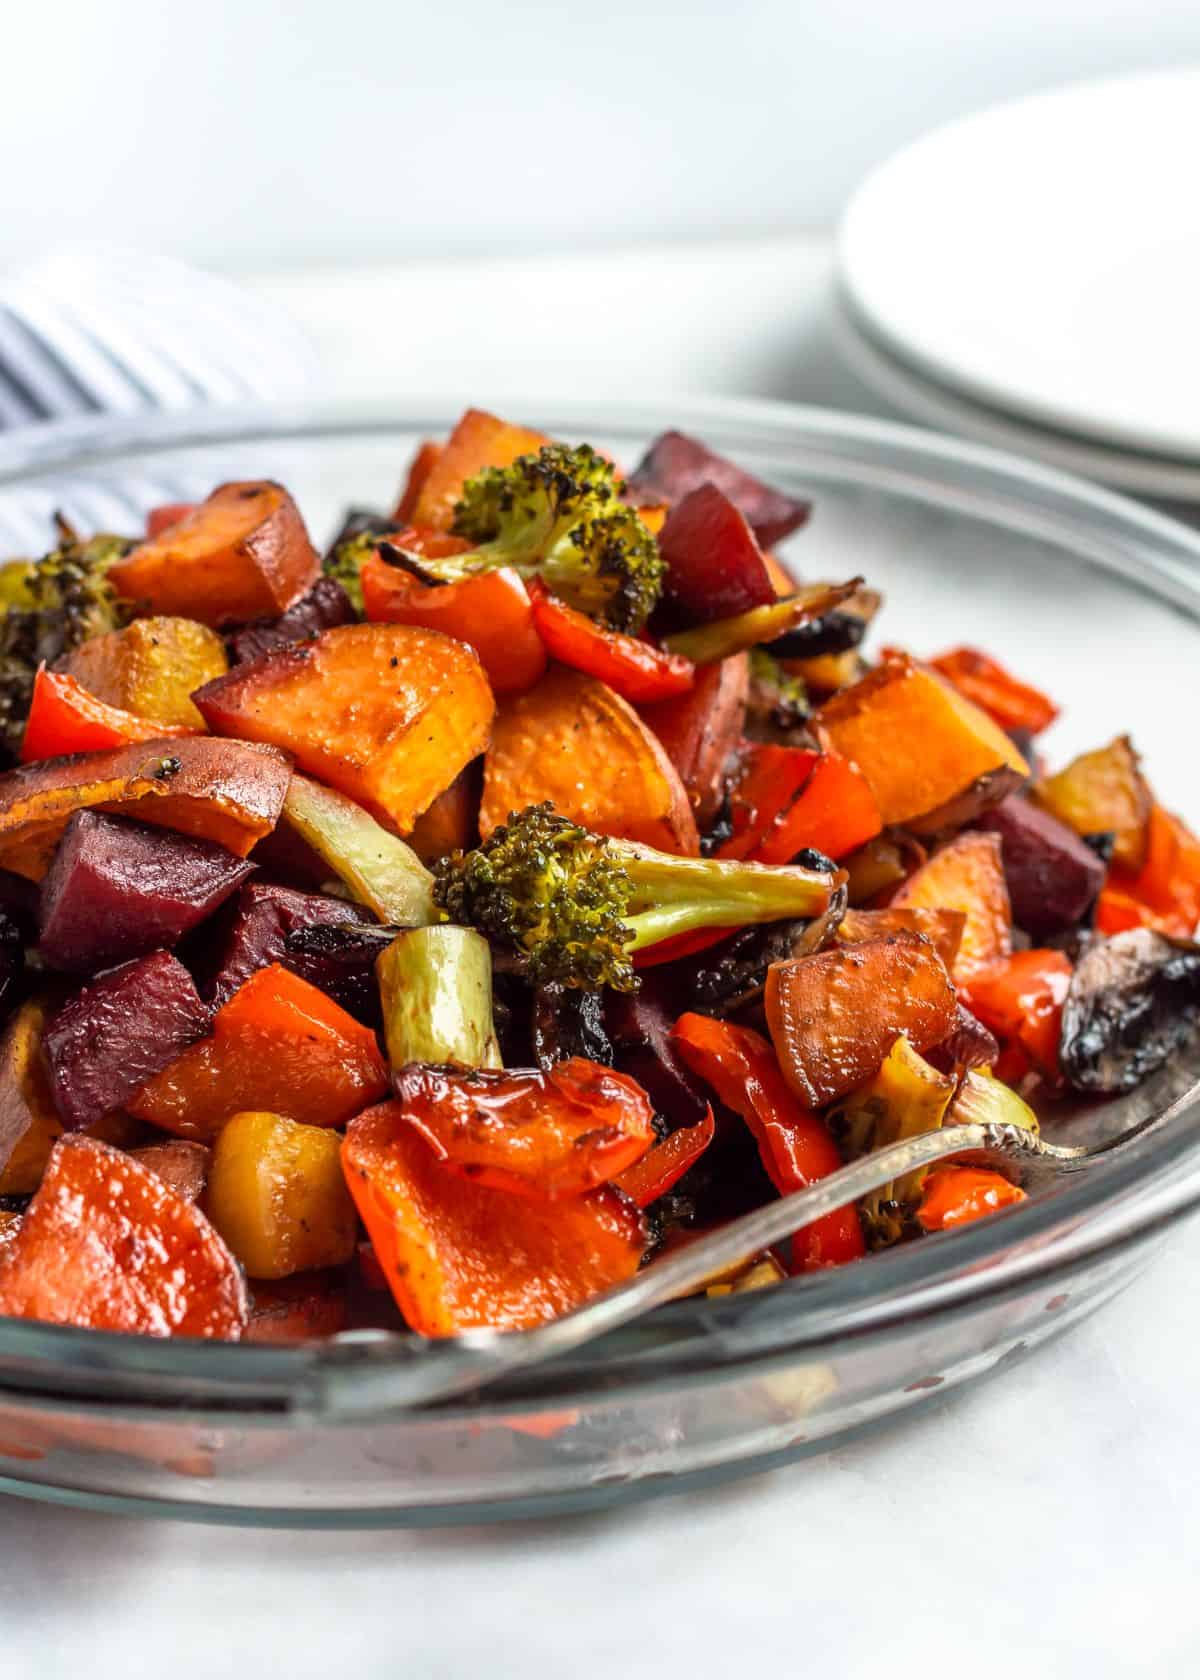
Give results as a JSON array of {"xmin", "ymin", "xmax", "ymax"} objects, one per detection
[{"xmin": 0, "ymin": 407, "xmax": 1197, "ymax": 1343}]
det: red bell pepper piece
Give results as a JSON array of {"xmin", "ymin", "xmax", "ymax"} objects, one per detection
[
  {"xmin": 361, "ymin": 545, "xmax": 546, "ymax": 695},
  {"xmin": 613, "ymin": 1109, "xmax": 715, "ymax": 1208},
  {"xmin": 145, "ymin": 502, "xmax": 197, "ymax": 540},
  {"xmin": 917, "ymin": 1165, "xmax": 1026, "ymax": 1232},
  {"xmin": 719, "ymin": 743, "xmax": 819, "ymax": 861},
  {"xmin": 20, "ymin": 664, "xmax": 192, "ymax": 762},
  {"xmin": 929, "ymin": 646, "xmax": 1059, "ymax": 736},
  {"xmin": 751, "ymin": 749, "xmax": 881, "ymax": 864},
  {"xmin": 671, "ymin": 1012, "xmax": 865, "ymax": 1271},
  {"xmin": 1096, "ymin": 803, "xmax": 1200, "ymax": 938},
  {"xmin": 961, "ymin": 949, "xmax": 1072, "ymax": 1082},
  {"xmin": 527, "ymin": 582, "xmax": 695, "ymax": 704}
]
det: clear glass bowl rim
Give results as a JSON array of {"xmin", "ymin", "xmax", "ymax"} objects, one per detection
[{"xmin": 0, "ymin": 392, "xmax": 1197, "ymax": 1422}]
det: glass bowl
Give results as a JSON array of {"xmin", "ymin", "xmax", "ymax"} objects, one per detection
[{"xmin": 0, "ymin": 397, "xmax": 1198, "ymax": 1528}]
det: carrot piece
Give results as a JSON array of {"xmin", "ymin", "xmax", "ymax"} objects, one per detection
[
  {"xmin": 718, "ymin": 742, "xmax": 818, "ymax": 861},
  {"xmin": 361, "ymin": 553, "xmax": 546, "ymax": 695},
  {"xmin": 393, "ymin": 1059, "xmax": 656, "ymax": 1200},
  {"xmin": 917, "ymin": 1165, "xmax": 1026, "ymax": 1232},
  {"xmin": 1034, "ymin": 735, "xmax": 1151, "ymax": 873},
  {"xmin": 110, "ymin": 481, "xmax": 319, "ymax": 625},
  {"xmin": 481, "ymin": 666, "xmax": 699, "ymax": 855},
  {"xmin": 0, "ymin": 1136, "xmax": 248, "ymax": 1337},
  {"xmin": 20, "ymin": 666, "xmax": 192, "ymax": 761},
  {"xmin": 1096, "ymin": 803, "xmax": 1200, "ymax": 938},
  {"xmin": 961, "ymin": 949, "xmax": 1072, "ymax": 1081},
  {"xmin": 638, "ymin": 653, "xmax": 750, "ymax": 828},
  {"xmin": 929, "ymin": 646, "xmax": 1060, "ymax": 736},
  {"xmin": 816, "ymin": 653, "xmax": 1029, "ymax": 832},
  {"xmin": 128, "ymin": 964, "xmax": 388, "ymax": 1141},
  {"xmin": 891, "ymin": 832, "xmax": 1012, "ymax": 982},
  {"xmin": 0, "ymin": 735, "xmax": 292, "ymax": 880},
  {"xmin": 764, "ymin": 933, "xmax": 958, "ymax": 1108},
  {"xmin": 671, "ymin": 1013, "xmax": 864, "ymax": 1271},
  {"xmin": 57, "ymin": 616, "xmax": 228, "ymax": 730},
  {"xmin": 394, "ymin": 440, "xmax": 444, "ymax": 523},
  {"xmin": 342, "ymin": 1102, "xmax": 647, "ymax": 1335},
  {"xmin": 838, "ymin": 906, "xmax": 966, "ymax": 974},
  {"xmin": 528, "ymin": 582, "xmax": 694, "ymax": 704},
  {"xmin": 753, "ymin": 750, "xmax": 882, "ymax": 864},
  {"xmin": 192, "ymin": 622, "xmax": 495, "ymax": 834},
  {"xmin": 410, "ymin": 409, "xmax": 549, "ymax": 531},
  {"xmin": 613, "ymin": 1110, "xmax": 716, "ymax": 1208}
]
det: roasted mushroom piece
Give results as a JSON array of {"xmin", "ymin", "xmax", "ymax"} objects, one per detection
[{"xmin": 1060, "ymin": 929, "xmax": 1200, "ymax": 1094}]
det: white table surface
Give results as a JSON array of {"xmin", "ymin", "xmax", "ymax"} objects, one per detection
[{"xmin": 3, "ymin": 236, "xmax": 1199, "ymax": 1677}]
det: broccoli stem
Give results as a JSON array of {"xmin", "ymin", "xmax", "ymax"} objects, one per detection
[
  {"xmin": 613, "ymin": 844, "xmax": 835, "ymax": 951},
  {"xmin": 377, "ymin": 925, "xmax": 502, "ymax": 1070}
]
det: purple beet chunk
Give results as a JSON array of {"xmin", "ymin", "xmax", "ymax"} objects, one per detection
[
  {"xmin": 42, "ymin": 951, "xmax": 210, "ymax": 1129},
  {"xmin": 976, "ymin": 795, "xmax": 1106, "ymax": 938},
  {"xmin": 207, "ymin": 882, "xmax": 376, "ymax": 1010},
  {"xmin": 227, "ymin": 577, "xmax": 356, "ymax": 665},
  {"xmin": 925, "ymin": 1005, "xmax": 1000, "ymax": 1076},
  {"xmin": 627, "ymin": 430, "xmax": 811, "ymax": 549},
  {"xmin": 605, "ymin": 984, "xmax": 710, "ymax": 1127},
  {"xmin": 37, "ymin": 811, "xmax": 256, "ymax": 974}
]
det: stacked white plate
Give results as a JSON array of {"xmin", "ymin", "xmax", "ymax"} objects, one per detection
[{"xmin": 835, "ymin": 70, "xmax": 1200, "ymax": 505}]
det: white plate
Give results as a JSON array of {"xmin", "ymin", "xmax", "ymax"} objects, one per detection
[{"xmin": 838, "ymin": 71, "xmax": 1200, "ymax": 463}]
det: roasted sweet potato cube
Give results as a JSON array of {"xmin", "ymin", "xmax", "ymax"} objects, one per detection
[
  {"xmin": 207, "ymin": 1110, "xmax": 358, "ymax": 1280},
  {"xmin": 0, "ymin": 736, "xmax": 292, "ymax": 880},
  {"xmin": 890, "ymin": 832, "xmax": 1013, "ymax": 982},
  {"xmin": 481, "ymin": 666, "xmax": 699, "ymax": 854},
  {"xmin": 815, "ymin": 654, "xmax": 1028, "ymax": 833},
  {"xmin": 410, "ymin": 408, "xmax": 549, "ymax": 530},
  {"xmin": 639, "ymin": 654, "xmax": 749, "ymax": 828},
  {"xmin": 838, "ymin": 906, "xmax": 966, "ymax": 974},
  {"xmin": 0, "ymin": 1136, "xmax": 248, "ymax": 1337},
  {"xmin": 193, "ymin": 624, "xmax": 494, "ymax": 834},
  {"xmin": 57, "ymin": 616, "xmax": 228, "ymax": 729},
  {"xmin": 1034, "ymin": 735, "xmax": 1152, "ymax": 872},
  {"xmin": 765, "ymin": 931, "xmax": 958, "ymax": 1107},
  {"xmin": 109, "ymin": 481, "xmax": 320, "ymax": 626}
]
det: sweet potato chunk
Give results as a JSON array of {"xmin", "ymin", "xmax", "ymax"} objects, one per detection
[
  {"xmin": 0, "ymin": 1136, "xmax": 248, "ymax": 1337},
  {"xmin": 410, "ymin": 408, "xmax": 549, "ymax": 530},
  {"xmin": 639, "ymin": 654, "xmax": 749, "ymax": 828},
  {"xmin": 0, "ymin": 736, "xmax": 292, "ymax": 880},
  {"xmin": 343, "ymin": 1102, "xmax": 647, "ymax": 1335},
  {"xmin": 1034, "ymin": 735, "xmax": 1151, "ymax": 872},
  {"xmin": 816, "ymin": 654, "xmax": 1028, "ymax": 833},
  {"xmin": 891, "ymin": 832, "xmax": 1012, "ymax": 982},
  {"xmin": 765, "ymin": 932, "xmax": 957, "ymax": 1107},
  {"xmin": 193, "ymin": 624, "xmax": 494, "ymax": 834},
  {"xmin": 57, "ymin": 616, "xmax": 228, "ymax": 729},
  {"xmin": 207, "ymin": 1110, "xmax": 358, "ymax": 1280},
  {"xmin": 129, "ymin": 964, "xmax": 388, "ymax": 1140},
  {"xmin": 109, "ymin": 481, "xmax": 320, "ymax": 626},
  {"xmin": 838, "ymin": 906, "xmax": 965, "ymax": 974},
  {"xmin": 481, "ymin": 666, "xmax": 699, "ymax": 854}
]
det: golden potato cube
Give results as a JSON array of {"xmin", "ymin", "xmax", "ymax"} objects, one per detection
[{"xmin": 206, "ymin": 1110, "xmax": 358, "ymax": 1280}]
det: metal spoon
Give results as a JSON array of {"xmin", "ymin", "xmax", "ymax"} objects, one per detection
[{"xmin": 310, "ymin": 1067, "xmax": 1199, "ymax": 1417}]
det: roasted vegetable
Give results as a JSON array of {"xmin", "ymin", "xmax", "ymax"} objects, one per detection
[
  {"xmin": 193, "ymin": 622, "xmax": 495, "ymax": 835},
  {"xmin": 1034, "ymin": 735, "xmax": 1151, "ymax": 873},
  {"xmin": 527, "ymin": 581, "xmax": 694, "ymax": 703},
  {"xmin": 976, "ymin": 793, "xmax": 1107, "ymax": 938},
  {"xmin": 923, "ymin": 1005, "xmax": 1000, "ymax": 1075},
  {"xmin": 891, "ymin": 832, "xmax": 1013, "ymax": 983},
  {"xmin": 130, "ymin": 1139, "xmax": 210, "ymax": 1203},
  {"xmin": 481, "ymin": 666, "xmax": 700, "ymax": 855},
  {"xmin": 206, "ymin": 880, "xmax": 377, "ymax": 1010},
  {"xmin": 917, "ymin": 1167, "xmax": 1026, "ymax": 1231},
  {"xmin": 671, "ymin": 1012, "xmax": 864, "ymax": 1270},
  {"xmin": 38, "ymin": 811, "xmax": 254, "ymax": 973},
  {"xmin": 245, "ymin": 1273, "xmax": 348, "ymax": 1343},
  {"xmin": 109, "ymin": 481, "xmax": 320, "ymax": 626},
  {"xmin": 531, "ymin": 983, "xmax": 613, "ymax": 1070},
  {"xmin": 929, "ymin": 647, "xmax": 1059, "ymax": 737},
  {"xmin": 1095, "ymin": 803, "xmax": 1200, "ymax": 939},
  {"xmin": 0, "ymin": 1136, "xmax": 247, "ymax": 1337},
  {"xmin": 762, "ymin": 588, "xmax": 882, "ymax": 660},
  {"xmin": 403, "ymin": 766, "xmax": 479, "ymax": 867},
  {"xmin": 393, "ymin": 1058, "xmax": 656, "ymax": 1199},
  {"xmin": 638, "ymin": 654, "xmax": 749, "ymax": 830},
  {"xmin": 436, "ymin": 801, "xmax": 834, "ymax": 993},
  {"xmin": 58, "ymin": 615, "xmax": 227, "ymax": 729},
  {"xmin": 656, "ymin": 484, "xmax": 777, "ymax": 624},
  {"xmin": 20, "ymin": 665, "xmax": 193, "ymax": 759},
  {"xmin": 280, "ymin": 774, "xmax": 434, "ymax": 927},
  {"xmin": 343, "ymin": 1101, "xmax": 647, "ymax": 1335},
  {"xmin": 0, "ymin": 999, "xmax": 63, "ymax": 1190},
  {"xmin": 816, "ymin": 653, "xmax": 1029, "ymax": 833},
  {"xmin": 627, "ymin": 430, "xmax": 811, "ymax": 548},
  {"xmin": 963, "ymin": 949, "xmax": 1072, "ymax": 1082},
  {"xmin": 613, "ymin": 1110, "xmax": 716, "ymax": 1208},
  {"xmin": 0, "ymin": 735, "xmax": 292, "ymax": 880},
  {"xmin": 662, "ymin": 580, "xmax": 863, "ymax": 666},
  {"xmin": 227, "ymin": 576, "xmax": 357, "ymax": 665},
  {"xmin": 604, "ymin": 984, "xmax": 712, "ymax": 1126},
  {"xmin": 410, "ymin": 408, "xmax": 549, "ymax": 531},
  {"xmin": 738, "ymin": 748, "xmax": 881, "ymax": 866},
  {"xmin": 765, "ymin": 932, "xmax": 958, "ymax": 1108},
  {"xmin": 206, "ymin": 1110, "xmax": 358, "ymax": 1279},
  {"xmin": 129, "ymin": 963, "xmax": 389, "ymax": 1140},
  {"xmin": 42, "ymin": 951, "xmax": 210, "ymax": 1130},
  {"xmin": 949, "ymin": 1067, "xmax": 1040, "ymax": 1134},
  {"xmin": 377, "ymin": 925, "xmax": 501, "ymax": 1070},
  {"xmin": 1059, "ymin": 928, "xmax": 1200, "ymax": 1093},
  {"xmin": 838, "ymin": 906, "xmax": 965, "ymax": 974},
  {"xmin": 395, "ymin": 440, "xmax": 444, "ymax": 523}
]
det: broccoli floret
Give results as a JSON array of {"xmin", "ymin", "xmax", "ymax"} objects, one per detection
[
  {"xmin": 321, "ymin": 510, "xmax": 398, "ymax": 614},
  {"xmin": 433, "ymin": 802, "xmax": 834, "ymax": 992},
  {"xmin": 438, "ymin": 444, "xmax": 665, "ymax": 632},
  {"xmin": 0, "ymin": 526, "xmax": 132, "ymax": 757}
]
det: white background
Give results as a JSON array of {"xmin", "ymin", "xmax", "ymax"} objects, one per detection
[{"xmin": 2, "ymin": 1, "xmax": 1200, "ymax": 271}]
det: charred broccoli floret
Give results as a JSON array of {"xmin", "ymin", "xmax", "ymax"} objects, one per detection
[
  {"xmin": 433, "ymin": 444, "xmax": 664, "ymax": 632},
  {"xmin": 0, "ymin": 526, "xmax": 132, "ymax": 757},
  {"xmin": 433, "ymin": 802, "xmax": 834, "ymax": 992},
  {"xmin": 321, "ymin": 509, "xmax": 397, "ymax": 614}
]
